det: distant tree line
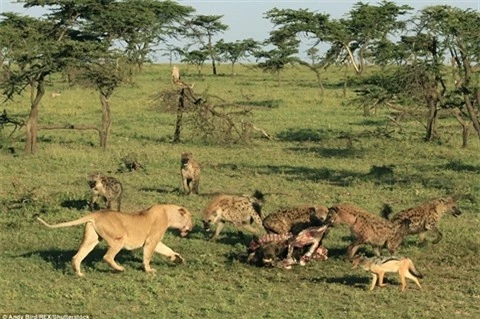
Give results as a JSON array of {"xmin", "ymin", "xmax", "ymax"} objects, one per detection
[
  {"xmin": 262, "ymin": 2, "xmax": 480, "ymax": 146},
  {"xmin": 0, "ymin": 0, "xmax": 479, "ymax": 153}
]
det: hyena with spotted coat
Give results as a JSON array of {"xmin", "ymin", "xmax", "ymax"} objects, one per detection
[
  {"xmin": 180, "ymin": 152, "xmax": 201, "ymax": 195},
  {"xmin": 382, "ymin": 196, "xmax": 461, "ymax": 245},
  {"xmin": 326, "ymin": 203, "xmax": 411, "ymax": 260},
  {"xmin": 87, "ymin": 173, "xmax": 123, "ymax": 211},
  {"xmin": 263, "ymin": 205, "xmax": 329, "ymax": 235},
  {"xmin": 203, "ymin": 190, "xmax": 265, "ymax": 241}
]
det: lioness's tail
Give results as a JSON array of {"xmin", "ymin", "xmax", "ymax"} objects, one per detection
[
  {"xmin": 36, "ymin": 215, "xmax": 94, "ymax": 228},
  {"xmin": 408, "ymin": 259, "xmax": 423, "ymax": 278}
]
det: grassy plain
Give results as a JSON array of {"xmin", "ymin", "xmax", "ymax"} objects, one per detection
[{"xmin": 0, "ymin": 64, "xmax": 479, "ymax": 318}]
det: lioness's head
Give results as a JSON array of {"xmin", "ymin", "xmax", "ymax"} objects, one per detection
[{"xmin": 174, "ymin": 207, "xmax": 194, "ymax": 237}]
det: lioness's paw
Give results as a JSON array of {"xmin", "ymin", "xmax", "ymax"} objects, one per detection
[{"xmin": 146, "ymin": 268, "xmax": 157, "ymax": 274}]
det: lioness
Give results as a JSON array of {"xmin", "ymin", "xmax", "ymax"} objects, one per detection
[{"xmin": 36, "ymin": 204, "xmax": 194, "ymax": 276}]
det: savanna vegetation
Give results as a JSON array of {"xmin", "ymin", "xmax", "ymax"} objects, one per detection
[{"xmin": 0, "ymin": 1, "xmax": 479, "ymax": 318}]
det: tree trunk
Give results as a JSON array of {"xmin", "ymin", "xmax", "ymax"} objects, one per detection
[
  {"xmin": 211, "ymin": 57, "xmax": 217, "ymax": 75},
  {"xmin": 463, "ymin": 95, "xmax": 480, "ymax": 138},
  {"xmin": 344, "ymin": 43, "xmax": 361, "ymax": 74},
  {"xmin": 455, "ymin": 40, "xmax": 480, "ymax": 138},
  {"xmin": 208, "ymin": 34, "xmax": 217, "ymax": 75},
  {"xmin": 425, "ymin": 100, "xmax": 437, "ymax": 141},
  {"xmin": 173, "ymin": 89, "xmax": 185, "ymax": 143},
  {"xmin": 315, "ymin": 71, "xmax": 325, "ymax": 96},
  {"xmin": 99, "ymin": 92, "xmax": 112, "ymax": 150},
  {"xmin": 24, "ymin": 78, "xmax": 45, "ymax": 154},
  {"xmin": 451, "ymin": 108, "xmax": 470, "ymax": 148}
]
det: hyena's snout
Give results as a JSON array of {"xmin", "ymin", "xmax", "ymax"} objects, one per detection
[
  {"xmin": 452, "ymin": 206, "xmax": 462, "ymax": 217},
  {"xmin": 203, "ymin": 220, "xmax": 212, "ymax": 233}
]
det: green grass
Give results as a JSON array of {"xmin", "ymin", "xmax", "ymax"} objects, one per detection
[{"xmin": 1, "ymin": 64, "xmax": 479, "ymax": 318}]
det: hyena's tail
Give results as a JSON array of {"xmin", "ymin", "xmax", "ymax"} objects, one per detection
[
  {"xmin": 380, "ymin": 203, "xmax": 394, "ymax": 219},
  {"xmin": 408, "ymin": 259, "xmax": 423, "ymax": 278},
  {"xmin": 251, "ymin": 190, "xmax": 265, "ymax": 217},
  {"xmin": 252, "ymin": 190, "xmax": 265, "ymax": 203}
]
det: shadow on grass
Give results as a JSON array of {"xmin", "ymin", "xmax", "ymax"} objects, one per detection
[
  {"xmin": 209, "ymin": 159, "xmax": 459, "ymax": 190},
  {"xmin": 235, "ymin": 99, "xmax": 281, "ymax": 109},
  {"xmin": 277, "ymin": 128, "xmax": 332, "ymax": 142},
  {"xmin": 177, "ymin": 223, "xmax": 206, "ymax": 240},
  {"xmin": 441, "ymin": 160, "xmax": 480, "ymax": 172},
  {"xmin": 353, "ymin": 118, "xmax": 387, "ymax": 127},
  {"xmin": 19, "ymin": 248, "xmax": 140, "ymax": 273},
  {"xmin": 308, "ymin": 275, "xmax": 370, "ymax": 289},
  {"xmin": 251, "ymin": 164, "xmax": 364, "ymax": 186},
  {"xmin": 247, "ymin": 162, "xmax": 401, "ymax": 187},
  {"xmin": 287, "ymin": 146, "xmax": 364, "ymax": 158},
  {"xmin": 60, "ymin": 199, "xmax": 89, "ymax": 210},
  {"xmin": 140, "ymin": 185, "xmax": 179, "ymax": 194},
  {"xmin": 208, "ymin": 231, "xmax": 256, "ymax": 247}
]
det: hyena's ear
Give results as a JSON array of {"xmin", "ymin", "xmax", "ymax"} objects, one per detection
[
  {"xmin": 439, "ymin": 196, "xmax": 456, "ymax": 204},
  {"xmin": 308, "ymin": 207, "xmax": 324, "ymax": 221},
  {"xmin": 325, "ymin": 206, "xmax": 339, "ymax": 224},
  {"xmin": 450, "ymin": 194, "xmax": 461, "ymax": 201}
]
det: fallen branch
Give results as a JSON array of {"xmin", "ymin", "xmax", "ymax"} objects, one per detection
[
  {"xmin": 243, "ymin": 121, "xmax": 275, "ymax": 140},
  {"xmin": 0, "ymin": 109, "xmax": 24, "ymax": 138}
]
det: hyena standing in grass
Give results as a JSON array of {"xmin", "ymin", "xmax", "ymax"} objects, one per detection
[
  {"xmin": 87, "ymin": 173, "xmax": 123, "ymax": 211},
  {"xmin": 180, "ymin": 152, "xmax": 201, "ymax": 195},
  {"xmin": 382, "ymin": 196, "xmax": 462, "ymax": 245},
  {"xmin": 203, "ymin": 190, "xmax": 265, "ymax": 241},
  {"xmin": 325, "ymin": 203, "xmax": 411, "ymax": 260}
]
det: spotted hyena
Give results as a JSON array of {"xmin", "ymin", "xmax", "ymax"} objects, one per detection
[
  {"xmin": 180, "ymin": 152, "xmax": 200, "ymax": 195},
  {"xmin": 202, "ymin": 190, "xmax": 265, "ymax": 241},
  {"xmin": 382, "ymin": 196, "xmax": 461, "ymax": 245},
  {"xmin": 325, "ymin": 203, "xmax": 410, "ymax": 260},
  {"xmin": 87, "ymin": 173, "xmax": 123, "ymax": 211},
  {"xmin": 262, "ymin": 205, "xmax": 329, "ymax": 235}
]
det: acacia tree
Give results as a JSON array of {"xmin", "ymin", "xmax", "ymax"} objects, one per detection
[
  {"xmin": 254, "ymin": 29, "xmax": 300, "ymax": 85},
  {"xmin": 0, "ymin": 0, "xmax": 194, "ymax": 154},
  {"xmin": 265, "ymin": 2, "xmax": 411, "ymax": 75},
  {"xmin": 186, "ymin": 15, "xmax": 228, "ymax": 75},
  {"xmin": 215, "ymin": 38, "xmax": 259, "ymax": 75},
  {"xmin": 0, "ymin": 12, "xmax": 81, "ymax": 154},
  {"xmin": 351, "ymin": 6, "xmax": 480, "ymax": 146},
  {"xmin": 299, "ymin": 47, "xmax": 325, "ymax": 95},
  {"xmin": 423, "ymin": 6, "xmax": 480, "ymax": 146},
  {"xmin": 90, "ymin": 0, "xmax": 194, "ymax": 73},
  {"xmin": 180, "ymin": 49, "xmax": 209, "ymax": 74}
]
